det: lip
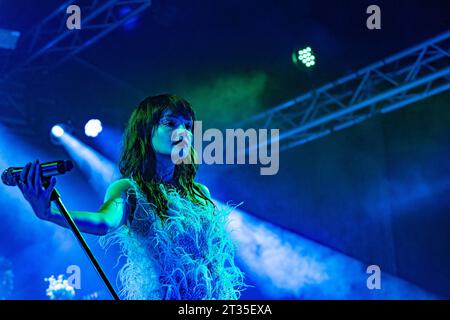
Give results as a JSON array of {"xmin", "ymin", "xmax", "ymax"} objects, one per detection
[
  {"xmin": 173, "ymin": 139, "xmax": 190, "ymax": 147},
  {"xmin": 172, "ymin": 139, "xmax": 183, "ymax": 145}
]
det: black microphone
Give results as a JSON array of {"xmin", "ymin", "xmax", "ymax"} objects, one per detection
[{"xmin": 1, "ymin": 160, "xmax": 74, "ymax": 186}]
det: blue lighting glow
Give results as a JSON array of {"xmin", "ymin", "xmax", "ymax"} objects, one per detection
[
  {"xmin": 84, "ymin": 119, "xmax": 103, "ymax": 138},
  {"xmin": 51, "ymin": 125, "xmax": 65, "ymax": 138}
]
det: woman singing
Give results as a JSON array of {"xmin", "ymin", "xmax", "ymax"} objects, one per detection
[{"xmin": 17, "ymin": 94, "xmax": 246, "ymax": 300}]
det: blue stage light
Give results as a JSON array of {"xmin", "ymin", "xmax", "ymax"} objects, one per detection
[
  {"xmin": 51, "ymin": 125, "xmax": 65, "ymax": 138},
  {"xmin": 84, "ymin": 119, "xmax": 102, "ymax": 138}
]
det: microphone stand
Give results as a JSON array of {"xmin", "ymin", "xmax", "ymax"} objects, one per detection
[{"xmin": 49, "ymin": 185, "xmax": 120, "ymax": 300}]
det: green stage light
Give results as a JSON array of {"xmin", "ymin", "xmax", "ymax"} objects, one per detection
[{"xmin": 293, "ymin": 46, "xmax": 316, "ymax": 69}]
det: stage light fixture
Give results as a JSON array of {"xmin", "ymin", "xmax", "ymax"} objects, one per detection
[
  {"xmin": 84, "ymin": 119, "xmax": 103, "ymax": 138},
  {"xmin": 293, "ymin": 46, "xmax": 316, "ymax": 69},
  {"xmin": 51, "ymin": 125, "xmax": 65, "ymax": 138}
]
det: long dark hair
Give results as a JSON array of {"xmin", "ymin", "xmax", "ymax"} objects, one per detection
[{"xmin": 119, "ymin": 94, "xmax": 214, "ymax": 220}]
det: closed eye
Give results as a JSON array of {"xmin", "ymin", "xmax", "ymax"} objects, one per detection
[
  {"xmin": 160, "ymin": 117, "xmax": 193, "ymax": 130},
  {"xmin": 161, "ymin": 119, "xmax": 175, "ymax": 127}
]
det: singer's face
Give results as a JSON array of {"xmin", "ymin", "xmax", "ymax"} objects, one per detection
[{"xmin": 151, "ymin": 110, "xmax": 193, "ymax": 159}]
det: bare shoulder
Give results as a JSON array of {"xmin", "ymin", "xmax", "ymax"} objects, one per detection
[
  {"xmin": 196, "ymin": 182, "xmax": 211, "ymax": 199},
  {"xmin": 103, "ymin": 178, "xmax": 134, "ymax": 202}
]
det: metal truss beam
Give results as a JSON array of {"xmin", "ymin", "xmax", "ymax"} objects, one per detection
[
  {"xmin": 238, "ymin": 31, "xmax": 450, "ymax": 153},
  {"xmin": 10, "ymin": 0, "xmax": 152, "ymax": 74},
  {"xmin": 0, "ymin": 0, "xmax": 152, "ymax": 134}
]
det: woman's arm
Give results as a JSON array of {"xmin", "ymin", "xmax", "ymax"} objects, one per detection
[
  {"xmin": 17, "ymin": 161, "xmax": 133, "ymax": 236},
  {"xmin": 44, "ymin": 179, "xmax": 133, "ymax": 236}
]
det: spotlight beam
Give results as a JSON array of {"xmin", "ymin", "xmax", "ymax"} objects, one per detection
[
  {"xmin": 58, "ymin": 132, "xmax": 120, "ymax": 196},
  {"xmin": 225, "ymin": 205, "xmax": 439, "ymax": 299}
]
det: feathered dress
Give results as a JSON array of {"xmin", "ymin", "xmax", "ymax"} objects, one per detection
[{"xmin": 99, "ymin": 179, "xmax": 246, "ymax": 300}]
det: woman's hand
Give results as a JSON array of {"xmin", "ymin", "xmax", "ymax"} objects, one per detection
[{"xmin": 17, "ymin": 160, "xmax": 57, "ymax": 221}]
